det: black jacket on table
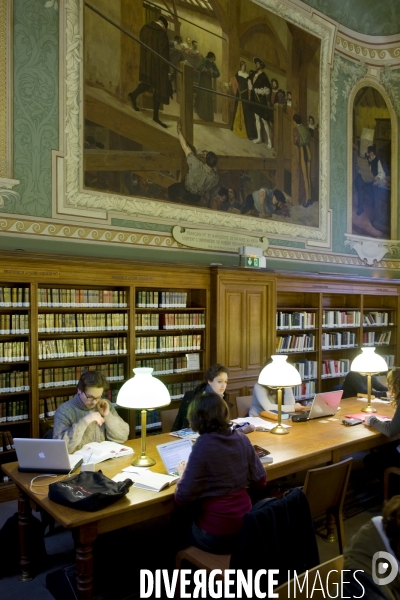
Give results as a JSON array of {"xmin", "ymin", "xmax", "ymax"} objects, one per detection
[
  {"xmin": 342, "ymin": 371, "xmax": 388, "ymax": 399},
  {"xmin": 171, "ymin": 383, "xmax": 231, "ymax": 431}
]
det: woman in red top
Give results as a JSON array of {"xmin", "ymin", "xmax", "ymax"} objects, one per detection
[{"xmin": 175, "ymin": 392, "xmax": 266, "ymax": 554}]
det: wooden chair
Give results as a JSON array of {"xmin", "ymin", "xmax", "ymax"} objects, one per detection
[
  {"xmin": 303, "ymin": 457, "xmax": 353, "ymax": 554},
  {"xmin": 275, "ymin": 555, "xmax": 344, "ymax": 599},
  {"xmin": 160, "ymin": 408, "xmax": 178, "ymax": 433},
  {"xmin": 235, "ymin": 395, "xmax": 252, "ymax": 418},
  {"xmin": 384, "ymin": 466, "xmax": 400, "ymax": 501}
]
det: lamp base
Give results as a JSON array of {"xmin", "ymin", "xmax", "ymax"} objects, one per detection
[
  {"xmin": 361, "ymin": 405, "xmax": 377, "ymax": 414},
  {"xmin": 270, "ymin": 424, "xmax": 289, "ymax": 435},
  {"xmin": 132, "ymin": 454, "xmax": 156, "ymax": 467}
]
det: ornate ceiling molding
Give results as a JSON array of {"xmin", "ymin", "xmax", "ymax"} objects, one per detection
[{"xmin": 336, "ymin": 33, "xmax": 400, "ymax": 66}]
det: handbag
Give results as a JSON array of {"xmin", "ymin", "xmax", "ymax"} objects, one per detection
[{"xmin": 48, "ymin": 470, "xmax": 133, "ymax": 512}]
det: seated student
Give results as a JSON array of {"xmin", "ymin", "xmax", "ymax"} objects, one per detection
[
  {"xmin": 53, "ymin": 370, "xmax": 129, "ymax": 453},
  {"xmin": 364, "ymin": 368, "xmax": 400, "ymax": 486},
  {"xmin": 343, "ymin": 494, "xmax": 400, "ymax": 599},
  {"xmin": 342, "ymin": 370, "xmax": 388, "ymax": 399},
  {"xmin": 175, "ymin": 392, "xmax": 266, "ymax": 554},
  {"xmin": 171, "ymin": 364, "xmax": 228, "ymax": 431},
  {"xmin": 250, "ymin": 382, "xmax": 303, "ymax": 416}
]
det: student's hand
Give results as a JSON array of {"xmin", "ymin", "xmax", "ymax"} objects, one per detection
[
  {"xmin": 364, "ymin": 415, "xmax": 374, "ymax": 426},
  {"xmin": 294, "ymin": 402, "xmax": 304, "ymax": 412},
  {"xmin": 97, "ymin": 399, "xmax": 110, "ymax": 417},
  {"xmin": 177, "ymin": 461, "xmax": 187, "ymax": 477},
  {"xmin": 85, "ymin": 412, "xmax": 105, "ymax": 427}
]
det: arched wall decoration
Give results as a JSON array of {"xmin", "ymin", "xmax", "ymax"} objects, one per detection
[{"xmin": 346, "ymin": 76, "xmax": 398, "ymax": 240}]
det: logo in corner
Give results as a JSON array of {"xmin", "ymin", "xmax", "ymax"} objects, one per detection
[{"xmin": 372, "ymin": 551, "xmax": 399, "ymax": 586}]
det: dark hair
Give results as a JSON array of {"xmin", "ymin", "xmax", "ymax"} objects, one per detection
[
  {"xmin": 188, "ymin": 392, "xmax": 230, "ymax": 435},
  {"xmin": 308, "ymin": 115, "xmax": 315, "ymax": 124},
  {"xmin": 388, "ymin": 368, "xmax": 400, "ymax": 407},
  {"xmin": 383, "ymin": 495, "xmax": 400, "ymax": 558},
  {"xmin": 228, "ymin": 188, "xmax": 236, "ymax": 198},
  {"xmin": 271, "ymin": 78, "xmax": 279, "ymax": 86},
  {"xmin": 218, "ymin": 187, "xmax": 229, "ymax": 199},
  {"xmin": 206, "ymin": 151, "xmax": 218, "ymax": 168},
  {"xmin": 204, "ymin": 363, "xmax": 229, "ymax": 382},
  {"xmin": 207, "ymin": 52, "xmax": 216, "ymax": 60},
  {"xmin": 174, "ymin": 35, "xmax": 182, "ymax": 42},
  {"xmin": 273, "ymin": 189, "xmax": 286, "ymax": 204},
  {"xmin": 367, "ymin": 145, "xmax": 376, "ymax": 154},
  {"xmin": 78, "ymin": 371, "xmax": 109, "ymax": 392},
  {"xmin": 158, "ymin": 16, "xmax": 168, "ymax": 29},
  {"xmin": 287, "ymin": 91, "xmax": 291, "ymax": 96},
  {"xmin": 293, "ymin": 114, "xmax": 302, "ymax": 124},
  {"xmin": 192, "ymin": 40, "xmax": 197, "ymax": 45}
]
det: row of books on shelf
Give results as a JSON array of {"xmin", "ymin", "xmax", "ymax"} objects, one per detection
[
  {"xmin": 135, "ymin": 335, "xmax": 202, "ymax": 354},
  {"xmin": 321, "ymin": 359, "xmax": 350, "ymax": 378},
  {"xmin": 165, "ymin": 380, "xmax": 202, "ymax": 400},
  {"xmin": 364, "ymin": 312, "xmax": 393, "ymax": 326},
  {"xmin": 0, "ymin": 286, "xmax": 30, "ymax": 307},
  {"xmin": 276, "ymin": 334, "xmax": 315, "ymax": 353},
  {"xmin": 136, "ymin": 291, "xmax": 188, "ymax": 308},
  {"xmin": 0, "ymin": 432, "xmax": 15, "ymax": 452},
  {"xmin": 38, "ymin": 338, "xmax": 127, "ymax": 359},
  {"xmin": 293, "ymin": 380, "xmax": 316, "ymax": 400},
  {"xmin": 276, "ymin": 311, "xmax": 316, "ymax": 330},
  {"xmin": 362, "ymin": 332, "xmax": 392, "ymax": 345},
  {"xmin": 321, "ymin": 332, "xmax": 357, "ymax": 349},
  {"xmin": 0, "ymin": 400, "xmax": 28, "ymax": 422},
  {"xmin": 37, "ymin": 288, "xmax": 127, "ymax": 307},
  {"xmin": 0, "ymin": 314, "xmax": 29, "ymax": 334},
  {"xmin": 322, "ymin": 311, "xmax": 360, "ymax": 328},
  {"xmin": 293, "ymin": 361, "xmax": 317, "ymax": 380},
  {"xmin": 135, "ymin": 313, "xmax": 205, "ymax": 330},
  {"xmin": 135, "ymin": 409, "xmax": 161, "ymax": 430},
  {"xmin": 38, "ymin": 313, "xmax": 128, "ymax": 333},
  {"xmin": 38, "ymin": 363, "xmax": 125, "ymax": 388},
  {"xmin": 0, "ymin": 342, "xmax": 29, "ymax": 362},
  {"xmin": 382, "ymin": 355, "xmax": 395, "ymax": 368},
  {"xmin": 39, "ymin": 395, "xmax": 73, "ymax": 418},
  {"xmin": 136, "ymin": 356, "xmax": 199, "ymax": 374},
  {"xmin": 0, "ymin": 371, "xmax": 30, "ymax": 394}
]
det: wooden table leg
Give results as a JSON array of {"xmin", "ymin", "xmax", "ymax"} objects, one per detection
[
  {"xmin": 17, "ymin": 488, "xmax": 33, "ymax": 582},
  {"xmin": 73, "ymin": 523, "xmax": 98, "ymax": 600}
]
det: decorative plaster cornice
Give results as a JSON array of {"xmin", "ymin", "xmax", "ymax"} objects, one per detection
[
  {"xmin": 336, "ymin": 33, "xmax": 400, "ymax": 66},
  {"xmin": 344, "ymin": 234, "xmax": 400, "ymax": 266}
]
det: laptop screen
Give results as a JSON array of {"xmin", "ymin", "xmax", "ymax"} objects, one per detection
[{"xmin": 156, "ymin": 439, "xmax": 193, "ymax": 475}]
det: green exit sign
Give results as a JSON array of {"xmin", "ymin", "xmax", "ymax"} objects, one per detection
[{"xmin": 241, "ymin": 257, "xmax": 260, "ymax": 267}]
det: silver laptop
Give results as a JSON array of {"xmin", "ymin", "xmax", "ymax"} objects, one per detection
[
  {"xmin": 14, "ymin": 438, "xmax": 82, "ymax": 474},
  {"xmin": 156, "ymin": 439, "xmax": 193, "ymax": 476},
  {"xmin": 292, "ymin": 390, "xmax": 343, "ymax": 422}
]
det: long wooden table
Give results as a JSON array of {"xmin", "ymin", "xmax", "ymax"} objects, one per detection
[{"xmin": 2, "ymin": 397, "xmax": 399, "ymax": 599}]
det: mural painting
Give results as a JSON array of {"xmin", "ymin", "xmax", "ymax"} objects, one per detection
[
  {"xmin": 352, "ymin": 86, "xmax": 391, "ymax": 239},
  {"xmin": 84, "ymin": 0, "xmax": 321, "ymax": 229}
]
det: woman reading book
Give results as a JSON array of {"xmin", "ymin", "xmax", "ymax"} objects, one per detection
[
  {"xmin": 53, "ymin": 370, "xmax": 129, "ymax": 452},
  {"xmin": 171, "ymin": 363, "xmax": 229, "ymax": 431},
  {"xmin": 174, "ymin": 392, "xmax": 266, "ymax": 554}
]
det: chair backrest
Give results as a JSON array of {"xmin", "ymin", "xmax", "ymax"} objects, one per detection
[
  {"xmin": 276, "ymin": 555, "xmax": 344, "ymax": 599},
  {"xmin": 235, "ymin": 395, "xmax": 252, "ymax": 418},
  {"xmin": 161, "ymin": 408, "xmax": 179, "ymax": 433},
  {"xmin": 303, "ymin": 457, "xmax": 353, "ymax": 517},
  {"xmin": 43, "ymin": 427, "xmax": 54, "ymax": 439}
]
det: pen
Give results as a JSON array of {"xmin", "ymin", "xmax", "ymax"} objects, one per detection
[{"xmin": 87, "ymin": 451, "xmax": 93, "ymax": 464}]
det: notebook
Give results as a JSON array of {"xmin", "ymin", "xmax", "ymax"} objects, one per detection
[
  {"xmin": 156, "ymin": 438, "xmax": 193, "ymax": 477},
  {"xmin": 14, "ymin": 438, "xmax": 82, "ymax": 474},
  {"xmin": 291, "ymin": 390, "xmax": 343, "ymax": 422}
]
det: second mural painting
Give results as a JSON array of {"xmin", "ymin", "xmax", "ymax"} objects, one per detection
[{"xmin": 84, "ymin": 0, "xmax": 320, "ymax": 229}]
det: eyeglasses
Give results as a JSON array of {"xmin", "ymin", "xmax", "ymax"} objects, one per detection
[{"xmin": 82, "ymin": 392, "xmax": 104, "ymax": 402}]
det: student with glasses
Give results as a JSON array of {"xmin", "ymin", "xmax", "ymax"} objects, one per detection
[{"xmin": 53, "ymin": 371, "xmax": 129, "ymax": 452}]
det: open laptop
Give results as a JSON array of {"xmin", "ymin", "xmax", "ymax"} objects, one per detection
[
  {"xmin": 291, "ymin": 390, "xmax": 343, "ymax": 422},
  {"xmin": 156, "ymin": 438, "xmax": 193, "ymax": 477},
  {"xmin": 14, "ymin": 438, "xmax": 82, "ymax": 474}
]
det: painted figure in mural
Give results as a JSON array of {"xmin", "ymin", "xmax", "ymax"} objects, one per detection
[
  {"xmin": 270, "ymin": 78, "xmax": 279, "ymax": 105},
  {"xmin": 247, "ymin": 57, "xmax": 273, "ymax": 148},
  {"xmin": 184, "ymin": 40, "xmax": 203, "ymax": 70},
  {"xmin": 229, "ymin": 61, "xmax": 257, "ymax": 140},
  {"xmin": 354, "ymin": 145, "xmax": 390, "ymax": 219},
  {"xmin": 293, "ymin": 114, "xmax": 312, "ymax": 207},
  {"xmin": 220, "ymin": 188, "xmax": 242, "ymax": 212},
  {"xmin": 168, "ymin": 121, "xmax": 219, "ymax": 204},
  {"xmin": 308, "ymin": 115, "xmax": 316, "ymax": 137},
  {"xmin": 241, "ymin": 188, "xmax": 288, "ymax": 218},
  {"xmin": 128, "ymin": 16, "xmax": 171, "ymax": 128},
  {"xmin": 195, "ymin": 52, "xmax": 220, "ymax": 122}
]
